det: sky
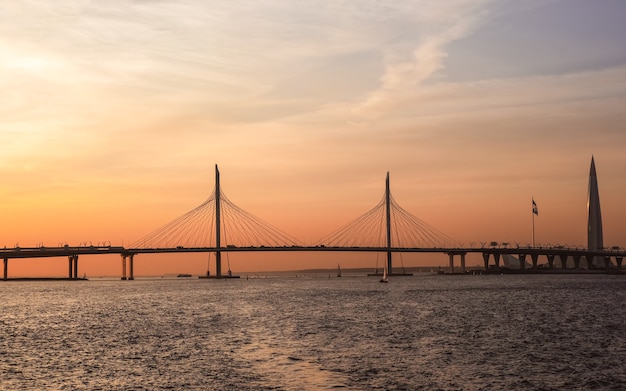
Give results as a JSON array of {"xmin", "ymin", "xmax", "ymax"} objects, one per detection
[{"xmin": 2, "ymin": 0, "xmax": 626, "ymax": 276}]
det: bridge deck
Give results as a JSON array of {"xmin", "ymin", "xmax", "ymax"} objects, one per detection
[{"xmin": 1, "ymin": 245, "xmax": 625, "ymax": 258}]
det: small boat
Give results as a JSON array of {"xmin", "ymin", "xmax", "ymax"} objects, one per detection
[
  {"xmin": 177, "ymin": 273, "xmax": 192, "ymax": 278},
  {"xmin": 337, "ymin": 263, "xmax": 342, "ymax": 278},
  {"xmin": 380, "ymin": 267, "xmax": 388, "ymax": 283}
]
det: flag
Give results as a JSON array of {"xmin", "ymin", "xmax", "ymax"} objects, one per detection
[{"xmin": 532, "ymin": 198, "xmax": 538, "ymax": 216}]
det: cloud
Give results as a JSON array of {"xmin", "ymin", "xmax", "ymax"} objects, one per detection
[
  {"xmin": 2, "ymin": 0, "xmax": 625, "ymax": 192},
  {"xmin": 354, "ymin": 0, "xmax": 494, "ymax": 119},
  {"xmin": 362, "ymin": 66, "xmax": 626, "ymax": 122},
  {"xmin": 1, "ymin": 1, "xmax": 500, "ymax": 128}
]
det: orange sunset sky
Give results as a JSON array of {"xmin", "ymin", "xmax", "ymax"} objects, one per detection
[{"xmin": 2, "ymin": 1, "xmax": 626, "ymax": 276}]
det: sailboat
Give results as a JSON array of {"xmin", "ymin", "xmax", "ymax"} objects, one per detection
[
  {"xmin": 380, "ymin": 266, "xmax": 388, "ymax": 283},
  {"xmin": 337, "ymin": 263, "xmax": 342, "ymax": 278}
]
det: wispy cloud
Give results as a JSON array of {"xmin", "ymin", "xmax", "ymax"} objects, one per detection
[
  {"xmin": 353, "ymin": 0, "xmax": 494, "ymax": 119},
  {"xmin": 2, "ymin": 1, "xmax": 625, "ymax": 197}
]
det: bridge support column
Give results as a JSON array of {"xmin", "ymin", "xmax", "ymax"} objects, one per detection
[
  {"xmin": 558, "ymin": 254, "xmax": 568, "ymax": 269},
  {"xmin": 531, "ymin": 254, "xmax": 539, "ymax": 269},
  {"xmin": 128, "ymin": 255, "xmax": 134, "ymax": 280},
  {"xmin": 585, "ymin": 254, "xmax": 595, "ymax": 269},
  {"xmin": 460, "ymin": 253, "xmax": 466, "ymax": 273},
  {"xmin": 547, "ymin": 254, "xmax": 555, "ymax": 269},
  {"xmin": 215, "ymin": 251, "xmax": 222, "ymax": 278},
  {"xmin": 68, "ymin": 256, "xmax": 73, "ymax": 279},
  {"xmin": 616, "ymin": 256, "xmax": 623, "ymax": 270},
  {"xmin": 73, "ymin": 255, "xmax": 79, "ymax": 279},
  {"xmin": 604, "ymin": 256, "xmax": 611, "ymax": 270},
  {"xmin": 215, "ymin": 165, "xmax": 223, "ymax": 278},
  {"xmin": 482, "ymin": 253, "xmax": 490, "ymax": 271},
  {"xmin": 448, "ymin": 253, "xmax": 455, "ymax": 274},
  {"xmin": 518, "ymin": 254, "xmax": 527, "ymax": 270},
  {"xmin": 121, "ymin": 255, "xmax": 127, "ymax": 280},
  {"xmin": 3, "ymin": 258, "xmax": 7, "ymax": 281},
  {"xmin": 573, "ymin": 255, "xmax": 581, "ymax": 269},
  {"xmin": 493, "ymin": 253, "xmax": 501, "ymax": 272}
]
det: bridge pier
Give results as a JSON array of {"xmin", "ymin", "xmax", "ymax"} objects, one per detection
[
  {"xmin": 3, "ymin": 258, "xmax": 7, "ymax": 280},
  {"xmin": 448, "ymin": 253, "xmax": 455, "ymax": 274},
  {"xmin": 518, "ymin": 254, "xmax": 527, "ymax": 270},
  {"xmin": 531, "ymin": 253, "xmax": 539, "ymax": 269},
  {"xmin": 482, "ymin": 252, "xmax": 489, "ymax": 271},
  {"xmin": 128, "ymin": 254, "xmax": 134, "ymax": 280},
  {"xmin": 481, "ymin": 252, "xmax": 502, "ymax": 272},
  {"xmin": 547, "ymin": 254, "xmax": 555, "ymax": 269},
  {"xmin": 585, "ymin": 254, "xmax": 595, "ymax": 269},
  {"xmin": 493, "ymin": 253, "xmax": 501, "ymax": 272},
  {"xmin": 73, "ymin": 255, "xmax": 79, "ymax": 279},
  {"xmin": 121, "ymin": 255, "xmax": 127, "ymax": 280},
  {"xmin": 573, "ymin": 255, "xmax": 581, "ymax": 269},
  {"xmin": 558, "ymin": 254, "xmax": 568, "ymax": 269},
  {"xmin": 68, "ymin": 255, "xmax": 79, "ymax": 279},
  {"xmin": 616, "ymin": 256, "xmax": 623, "ymax": 270},
  {"xmin": 216, "ymin": 251, "xmax": 222, "ymax": 278},
  {"xmin": 447, "ymin": 253, "xmax": 467, "ymax": 274}
]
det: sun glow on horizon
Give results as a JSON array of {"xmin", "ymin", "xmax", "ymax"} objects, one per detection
[{"xmin": 1, "ymin": 0, "xmax": 625, "ymax": 276}]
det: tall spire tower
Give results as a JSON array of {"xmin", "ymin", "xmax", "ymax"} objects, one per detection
[{"xmin": 587, "ymin": 156, "xmax": 603, "ymax": 258}]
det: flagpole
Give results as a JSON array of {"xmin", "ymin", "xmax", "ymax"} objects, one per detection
[
  {"xmin": 530, "ymin": 197, "xmax": 538, "ymax": 247},
  {"xmin": 530, "ymin": 205, "xmax": 535, "ymax": 247}
]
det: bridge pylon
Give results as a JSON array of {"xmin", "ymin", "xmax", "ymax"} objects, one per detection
[
  {"xmin": 197, "ymin": 164, "xmax": 239, "ymax": 279},
  {"xmin": 369, "ymin": 172, "xmax": 412, "ymax": 276},
  {"xmin": 320, "ymin": 171, "xmax": 458, "ymax": 276},
  {"xmin": 130, "ymin": 164, "xmax": 298, "ymax": 279},
  {"xmin": 214, "ymin": 164, "xmax": 223, "ymax": 278},
  {"xmin": 385, "ymin": 172, "xmax": 393, "ymax": 275}
]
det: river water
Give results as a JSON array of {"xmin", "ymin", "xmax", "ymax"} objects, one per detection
[{"xmin": 1, "ymin": 273, "xmax": 625, "ymax": 390}]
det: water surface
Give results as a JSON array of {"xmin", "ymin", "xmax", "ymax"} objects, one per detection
[{"xmin": 1, "ymin": 274, "xmax": 624, "ymax": 390}]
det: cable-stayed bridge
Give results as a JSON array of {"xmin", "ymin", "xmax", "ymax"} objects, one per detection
[
  {"xmin": 127, "ymin": 165, "xmax": 458, "ymax": 278},
  {"xmin": 1, "ymin": 165, "xmax": 625, "ymax": 280}
]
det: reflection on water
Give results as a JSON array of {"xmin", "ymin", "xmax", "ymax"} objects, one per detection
[{"xmin": 0, "ymin": 274, "xmax": 625, "ymax": 390}]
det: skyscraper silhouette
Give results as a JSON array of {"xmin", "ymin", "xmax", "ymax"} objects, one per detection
[{"xmin": 587, "ymin": 156, "xmax": 603, "ymax": 266}]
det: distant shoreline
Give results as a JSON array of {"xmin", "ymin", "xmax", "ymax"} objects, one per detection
[
  {"xmin": 1, "ymin": 277, "xmax": 89, "ymax": 281},
  {"xmin": 2, "ymin": 266, "xmax": 624, "ymax": 280}
]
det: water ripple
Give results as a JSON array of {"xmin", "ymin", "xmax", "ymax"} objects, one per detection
[{"xmin": 0, "ymin": 275, "xmax": 624, "ymax": 390}]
